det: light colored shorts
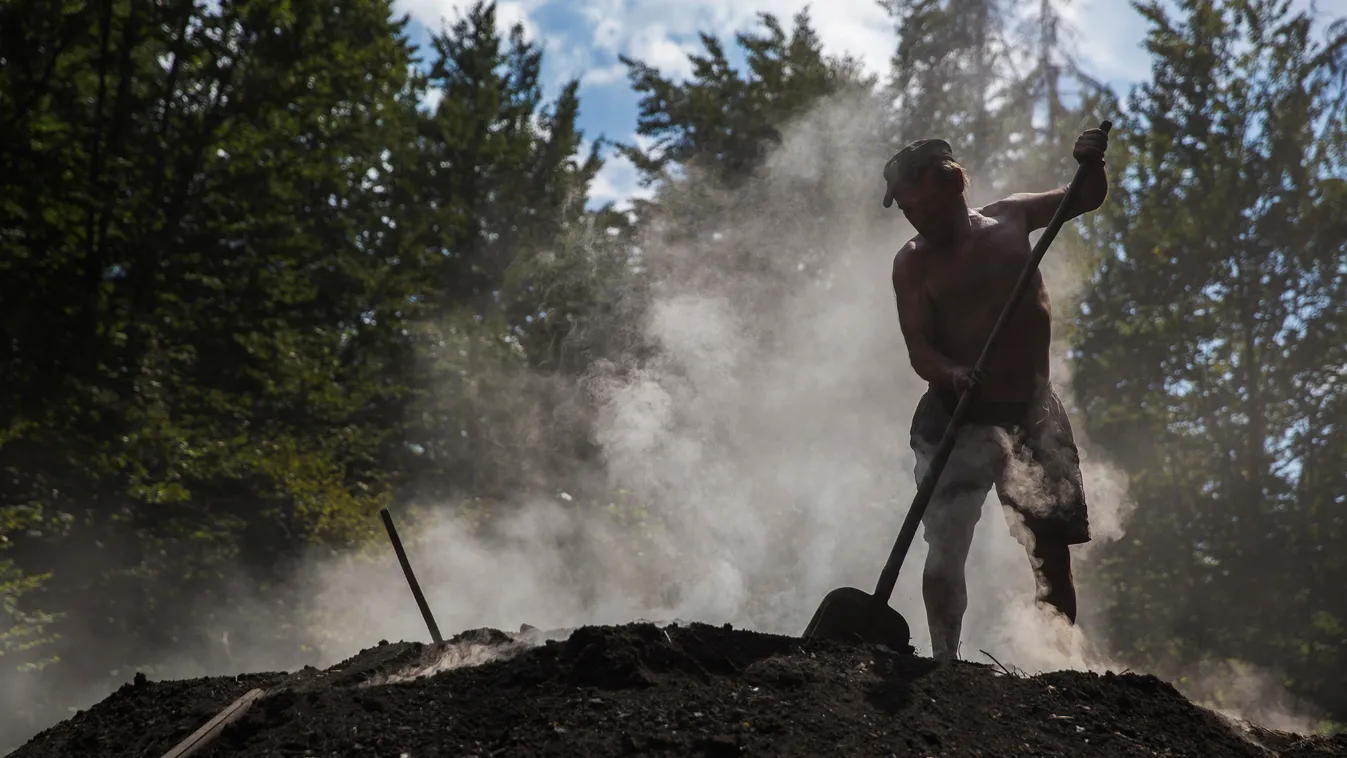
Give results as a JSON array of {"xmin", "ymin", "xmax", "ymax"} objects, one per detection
[{"xmin": 910, "ymin": 387, "xmax": 1091, "ymax": 550}]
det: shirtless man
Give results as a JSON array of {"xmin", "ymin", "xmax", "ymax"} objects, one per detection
[{"xmin": 884, "ymin": 129, "xmax": 1109, "ymax": 661}]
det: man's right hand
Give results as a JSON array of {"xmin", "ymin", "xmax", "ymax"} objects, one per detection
[{"xmin": 948, "ymin": 365, "xmax": 986, "ymax": 393}]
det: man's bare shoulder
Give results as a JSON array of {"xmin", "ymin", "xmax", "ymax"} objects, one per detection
[
  {"xmin": 892, "ymin": 237, "xmax": 927, "ymax": 280},
  {"xmin": 976, "ymin": 194, "xmax": 1031, "ymax": 220},
  {"xmin": 979, "ymin": 184, "xmax": 1086, "ymax": 232}
]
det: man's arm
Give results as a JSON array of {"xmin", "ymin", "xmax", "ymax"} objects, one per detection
[
  {"xmin": 984, "ymin": 169, "xmax": 1107, "ymax": 232},
  {"xmin": 892, "ymin": 243, "xmax": 963, "ymax": 389},
  {"xmin": 981, "ymin": 127, "xmax": 1110, "ymax": 231}
]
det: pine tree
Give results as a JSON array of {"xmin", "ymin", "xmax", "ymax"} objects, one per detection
[
  {"xmin": 0, "ymin": 0, "xmax": 426, "ymax": 734},
  {"xmin": 620, "ymin": 10, "xmax": 868, "ymax": 192},
  {"xmin": 395, "ymin": 1, "xmax": 617, "ymax": 504},
  {"xmin": 1071, "ymin": 0, "xmax": 1347, "ymax": 723},
  {"xmin": 615, "ymin": 10, "xmax": 882, "ymax": 321}
]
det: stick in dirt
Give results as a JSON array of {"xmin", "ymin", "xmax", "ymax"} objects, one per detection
[{"xmin": 380, "ymin": 507, "xmax": 444, "ymax": 644}]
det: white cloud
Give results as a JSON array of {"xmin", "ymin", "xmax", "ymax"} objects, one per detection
[
  {"xmin": 580, "ymin": 62, "xmax": 629, "ymax": 87},
  {"xmin": 577, "ymin": 0, "xmax": 897, "ymax": 82},
  {"xmin": 588, "ymin": 133, "xmax": 661, "ymax": 210},
  {"xmin": 621, "ymin": 22, "xmax": 700, "ymax": 80},
  {"xmin": 589, "ymin": 146, "xmax": 651, "ymax": 209},
  {"xmin": 419, "ymin": 86, "xmax": 445, "ymax": 113},
  {"xmin": 1048, "ymin": 1, "xmax": 1150, "ymax": 83},
  {"xmin": 394, "ymin": 0, "xmax": 542, "ymax": 40},
  {"xmin": 400, "ymin": 0, "xmax": 1347, "ymax": 96},
  {"xmin": 1056, "ymin": 0, "xmax": 1347, "ymax": 89}
]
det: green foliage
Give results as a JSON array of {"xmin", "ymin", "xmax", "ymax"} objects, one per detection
[
  {"xmin": 390, "ymin": 1, "xmax": 627, "ymax": 503},
  {"xmin": 0, "ymin": 444, "xmax": 59, "ymax": 673},
  {"xmin": 620, "ymin": 9, "xmax": 874, "ymax": 193},
  {"xmin": 0, "ymin": 0, "xmax": 430, "ymax": 737},
  {"xmin": 1072, "ymin": 0, "xmax": 1347, "ymax": 723},
  {"xmin": 613, "ymin": 9, "xmax": 890, "ymax": 328}
]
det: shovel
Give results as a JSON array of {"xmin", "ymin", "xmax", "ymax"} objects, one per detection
[{"xmin": 801, "ymin": 120, "xmax": 1113, "ymax": 651}]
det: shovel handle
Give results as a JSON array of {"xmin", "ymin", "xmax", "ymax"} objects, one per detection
[{"xmin": 872, "ymin": 120, "xmax": 1113, "ymax": 603}]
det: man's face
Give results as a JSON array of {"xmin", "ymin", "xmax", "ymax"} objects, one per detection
[{"xmin": 893, "ymin": 174, "xmax": 963, "ymax": 244}]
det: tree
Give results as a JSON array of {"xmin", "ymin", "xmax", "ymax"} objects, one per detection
[
  {"xmin": 0, "ymin": 0, "xmax": 426, "ymax": 738},
  {"xmin": 391, "ymin": 0, "xmax": 625, "ymax": 505},
  {"xmin": 1070, "ymin": 0, "xmax": 1347, "ymax": 725},
  {"xmin": 614, "ymin": 10, "xmax": 883, "ymax": 326},
  {"xmin": 620, "ymin": 9, "xmax": 869, "ymax": 193}
]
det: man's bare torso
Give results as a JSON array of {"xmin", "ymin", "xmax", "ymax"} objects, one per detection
[{"xmin": 900, "ymin": 205, "xmax": 1052, "ymax": 404}]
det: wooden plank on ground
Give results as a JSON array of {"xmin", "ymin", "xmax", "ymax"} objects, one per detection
[{"xmin": 158, "ymin": 687, "xmax": 265, "ymax": 758}]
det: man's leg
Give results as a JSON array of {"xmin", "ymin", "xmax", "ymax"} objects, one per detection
[
  {"xmin": 1028, "ymin": 531, "xmax": 1077, "ymax": 624},
  {"xmin": 913, "ymin": 434, "xmax": 996, "ymax": 660},
  {"xmin": 996, "ymin": 387, "xmax": 1091, "ymax": 625},
  {"xmin": 909, "ymin": 390, "xmax": 1000, "ymax": 661},
  {"xmin": 921, "ymin": 507, "xmax": 980, "ymax": 660}
]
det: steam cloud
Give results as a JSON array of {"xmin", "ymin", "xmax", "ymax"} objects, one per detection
[
  {"xmin": 300, "ymin": 88, "xmax": 1140, "ymax": 675},
  {"xmin": 295, "ymin": 93, "xmax": 1318, "ymax": 739}
]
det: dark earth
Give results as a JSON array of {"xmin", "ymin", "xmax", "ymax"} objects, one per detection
[{"xmin": 10, "ymin": 622, "xmax": 1347, "ymax": 757}]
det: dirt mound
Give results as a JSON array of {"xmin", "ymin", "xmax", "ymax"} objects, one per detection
[{"xmin": 10, "ymin": 622, "xmax": 1346, "ymax": 757}]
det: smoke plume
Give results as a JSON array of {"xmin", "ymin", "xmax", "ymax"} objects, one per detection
[{"xmin": 292, "ymin": 87, "xmax": 1141, "ymax": 681}]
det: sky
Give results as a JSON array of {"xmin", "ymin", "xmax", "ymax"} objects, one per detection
[{"xmin": 390, "ymin": 0, "xmax": 1347, "ymax": 208}]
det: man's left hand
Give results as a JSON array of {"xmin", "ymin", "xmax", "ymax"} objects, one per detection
[{"xmin": 1073, "ymin": 127, "xmax": 1108, "ymax": 165}]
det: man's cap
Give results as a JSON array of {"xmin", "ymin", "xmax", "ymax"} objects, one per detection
[{"xmin": 882, "ymin": 138, "xmax": 954, "ymax": 208}]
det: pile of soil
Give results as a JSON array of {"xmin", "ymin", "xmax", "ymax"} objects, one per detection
[{"xmin": 10, "ymin": 621, "xmax": 1347, "ymax": 757}]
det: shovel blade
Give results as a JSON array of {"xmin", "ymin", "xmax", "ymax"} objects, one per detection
[{"xmin": 801, "ymin": 586, "xmax": 913, "ymax": 653}]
